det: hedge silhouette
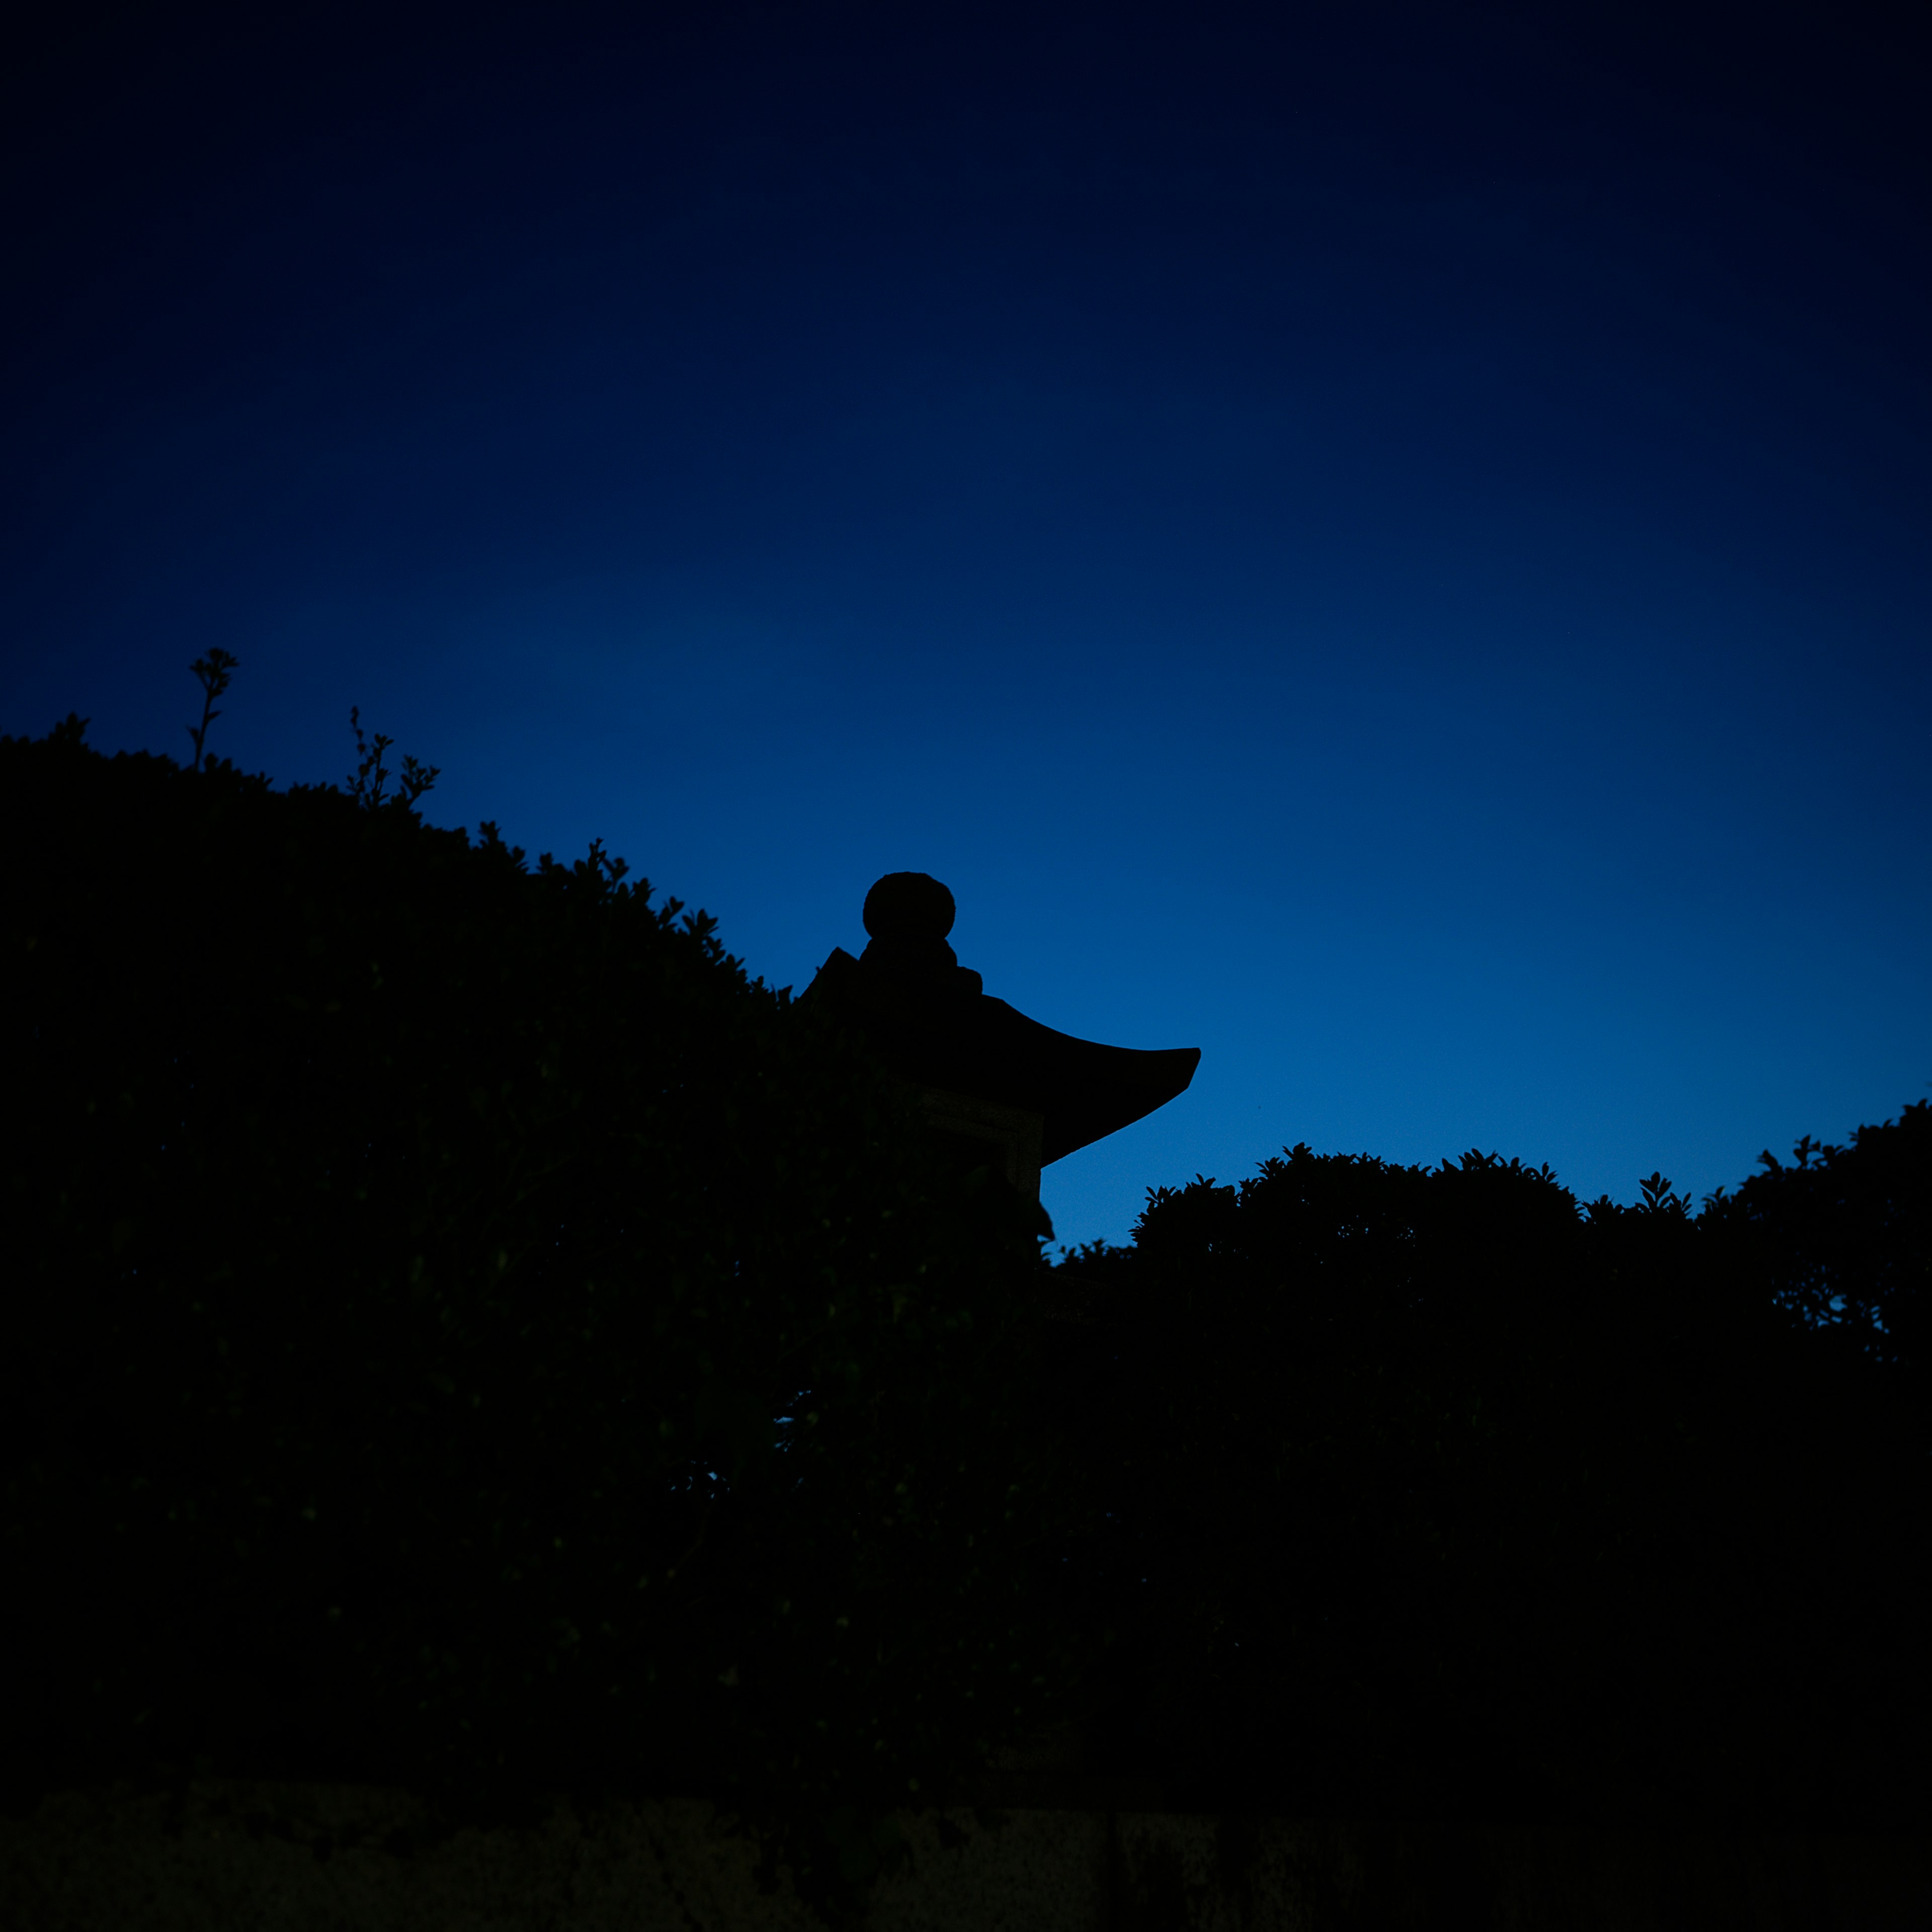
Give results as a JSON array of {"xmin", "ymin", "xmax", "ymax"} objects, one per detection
[
  {"xmin": 1, "ymin": 716, "xmax": 1069, "ymax": 1900},
  {"xmin": 6, "ymin": 699, "xmax": 1926, "ymax": 1885},
  {"xmin": 1039, "ymin": 1127, "xmax": 1930, "ymax": 1831}
]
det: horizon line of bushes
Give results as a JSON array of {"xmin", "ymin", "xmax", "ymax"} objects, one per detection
[{"xmin": 5, "ymin": 697, "xmax": 1927, "ymax": 1911}]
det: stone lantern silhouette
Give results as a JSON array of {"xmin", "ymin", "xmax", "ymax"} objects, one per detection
[{"xmin": 799, "ymin": 872, "xmax": 1199, "ymax": 1201}]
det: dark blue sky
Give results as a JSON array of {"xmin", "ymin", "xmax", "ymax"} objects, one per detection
[{"xmin": 7, "ymin": 2, "xmax": 1927, "ymax": 1247}]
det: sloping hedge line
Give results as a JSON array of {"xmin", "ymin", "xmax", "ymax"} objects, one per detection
[{"xmin": 2, "ymin": 720, "xmax": 1066, "ymax": 1901}]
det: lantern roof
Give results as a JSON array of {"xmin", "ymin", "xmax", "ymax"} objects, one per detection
[{"xmin": 799, "ymin": 872, "xmax": 1199, "ymax": 1167}]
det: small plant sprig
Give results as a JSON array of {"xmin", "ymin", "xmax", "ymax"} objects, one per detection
[
  {"xmin": 347, "ymin": 705, "xmax": 440, "ymax": 811},
  {"xmin": 1637, "ymin": 1170, "xmax": 1692, "ymax": 1218},
  {"xmin": 187, "ymin": 649, "xmax": 239, "ymax": 771}
]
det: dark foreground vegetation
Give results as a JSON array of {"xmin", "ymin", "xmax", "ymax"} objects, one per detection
[
  {"xmin": 1041, "ymin": 1121, "xmax": 1928, "ymax": 1834},
  {"xmin": 5, "ymin": 714, "xmax": 1927, "ymax": 1908},
  {"xmin": 2, "ymin": 718, "xmax": 1064, "ymax": 1904}
]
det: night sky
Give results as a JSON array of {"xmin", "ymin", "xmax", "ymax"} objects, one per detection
[{"xmin": 7, "ymin": 2, "xmax": 1927, "ymax": 1248}]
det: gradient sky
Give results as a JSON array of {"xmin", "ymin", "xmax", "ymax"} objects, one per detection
[{"xmin": 6, "ymin": 2, "xmax": 1927, "ymax": 1248}]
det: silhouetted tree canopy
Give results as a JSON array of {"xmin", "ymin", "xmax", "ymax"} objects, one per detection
[
  {"xmin": 1039, "ymin": 1128, "xmax": 1929, "ymax": 1831},
  {"xmin": 1707, "ymin": 1107, "xmax": 1929, "ymax": 1379},
  {"xmin": 6, "ymin": 710, "xmax": 1926, "ymax": 1892},
  {"xmin": 2, "ymin": 719, "xmax": 1065, "ymax": 1899}
]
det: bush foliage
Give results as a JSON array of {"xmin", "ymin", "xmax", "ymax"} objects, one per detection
[
  {"xmin": 5, "ymin": 704, "xmax": 1926, "ymax": 1874},
  {"xmin": 1042, "ymin": 1122, "xmax": 1929, "ymax": 1830},
  {"xmin": 2, "ymin": 719, "xmax": 1063, "ymax": 1887}
]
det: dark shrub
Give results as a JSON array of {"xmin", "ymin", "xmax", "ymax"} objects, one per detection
[
  {"xmin": 1045, "ymin": 1135, "xmax": 1930, "ymax": 1830},
  {"xmin": 1, "ymin": 722, "xmax": 1062, "ymax": 1882},
  {"xmin": 1705, "ymin": 1103, "xmax": 1930, "ymax": 1388}
]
